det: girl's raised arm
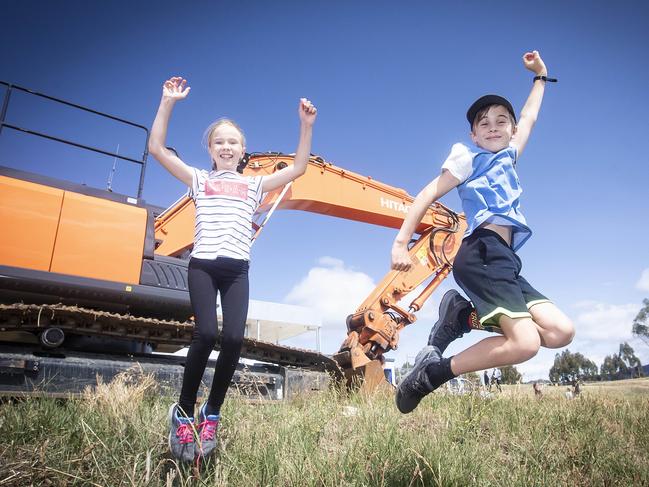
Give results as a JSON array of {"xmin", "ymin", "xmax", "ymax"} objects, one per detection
[
  {"xmin": 148, "ymin": 77, "xmax": 194, "ymax": 187},
  {"xmin": 261, "ymin": 98, "xmax": 317, "ymax": 193}
]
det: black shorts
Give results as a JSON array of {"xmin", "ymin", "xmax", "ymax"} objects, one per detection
[{"xmin": 452, "ymin": 228, "xmax": 549, "ymax": 328}]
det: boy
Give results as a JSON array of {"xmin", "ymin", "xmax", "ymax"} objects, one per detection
[{"xmin": 391, "ymin": 51, "xmax": 574, "ymax": 414}]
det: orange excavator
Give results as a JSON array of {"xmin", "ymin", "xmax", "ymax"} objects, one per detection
[{"xmin": 0, "ymin": 81, "xmax": 466, "ymax": 393}]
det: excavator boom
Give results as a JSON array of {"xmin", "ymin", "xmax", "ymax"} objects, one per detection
[{"xmin": 154, "ymin": 153, "xmax": 444, "ymax": 256}]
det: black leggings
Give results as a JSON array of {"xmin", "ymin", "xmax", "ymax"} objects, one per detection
[{"xmin": 178, "ymin": 256, "xmax": 249, "ymax": 417}]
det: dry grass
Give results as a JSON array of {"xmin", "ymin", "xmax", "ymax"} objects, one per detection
[{"xmin": 0, "ymin": 371, "xmax": 648, "ymax": 486}]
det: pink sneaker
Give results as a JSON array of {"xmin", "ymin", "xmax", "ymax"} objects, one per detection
[
  {"xmin": 195, "ymin": 403, "xmax": 219, "ymax": 458},
  {"xmin": 167, "ymin": 403, "xmax": 195, "ymax": 462}
]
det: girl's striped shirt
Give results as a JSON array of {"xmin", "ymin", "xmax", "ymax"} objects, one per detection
[{"xmin": 188, "ymin": 168, "xmax": 264, "ymax": 261}]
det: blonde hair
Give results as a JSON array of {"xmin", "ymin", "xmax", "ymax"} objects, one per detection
[
  {"xmin": 203, "ymin": 118, "xmax": 246, "ymax": 147},
  {"xmin": 202, "ymin": 118, "xmax": 246, "ymax": 169}
]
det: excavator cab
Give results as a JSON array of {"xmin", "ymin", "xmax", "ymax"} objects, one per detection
[{"xmin": 0, "ymin": 81, "xmax": 193, "ymax": 352}]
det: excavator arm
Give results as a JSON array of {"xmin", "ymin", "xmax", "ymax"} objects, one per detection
[{"xmin": 153, "ymin": 153, "xmax": 466, "ymax": 385}]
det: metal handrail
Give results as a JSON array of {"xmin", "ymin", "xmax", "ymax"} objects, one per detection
[{"xmin": 0, "ymin": 81, "xmax": 150, "ymax": 198}]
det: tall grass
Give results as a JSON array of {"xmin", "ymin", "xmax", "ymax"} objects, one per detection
[{"xmin": 1, "ymin": 371, "xmax": 648, "ymax": 486}]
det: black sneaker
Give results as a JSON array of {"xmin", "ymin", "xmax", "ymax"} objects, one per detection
[
  {"xmin": 395, "ymin": 346, "xmax": 442, "ymax": 414},
  {"xmin": 427, "ymin": 290, "xmax": 472, "ymax": 353},
  {"xmin": 168, "ymin": 403, "xmax": 195, "ymax": 463},
  {"xmin": 195, "ymin": 403, "xmax": 220, "ymax": 459}
]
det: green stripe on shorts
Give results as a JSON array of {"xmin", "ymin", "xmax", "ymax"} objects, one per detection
[
  {"xmin": 526, "ymin": 299, "xmax": 551, "ymax": 309},
  {"xmin": 479, "ymin": 307, "xmax": 532, "ymax": 328}
]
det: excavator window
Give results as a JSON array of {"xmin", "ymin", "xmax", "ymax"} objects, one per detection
[{"xmin": 0, "ymin": 81, "xmax": 150, "ymax": 199}]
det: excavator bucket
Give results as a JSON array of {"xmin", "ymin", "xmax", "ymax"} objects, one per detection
[
  {"xmin": 350, "ymin": 343, "xmax": 371, "ymax": 369},
  {"xmin": 333, "ymin": 348, "xmax": 393, "ymax": 394},
  {"xmin": 358, "ymin": 359, "xmax": 394, "ymax": 395}
]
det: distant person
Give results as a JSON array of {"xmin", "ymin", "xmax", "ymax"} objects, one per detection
[
  {"xmin": 564, "ymin": 387, "xmax": 574, "ymax": 400},
  {"xmin": 533, "ymin": 382, "xmax": 542, "ymax": 398},
  {"xmin": 572, "ymin": 380, "xmax": 581, "ymax": 397},
  {"xmin": 491, "ymin": 368, "xmax": 503, "ymax": 392},
  {"xmin": 149, "ymin": 77, "xmax": 317, "ymax": 462},
  {"xmin": 483, "ymin": 370, "xmax": 490, "ymax": 390},
  {"xmin": 391, "ymin": 51, "xmax": 575, "ymax": 414}
]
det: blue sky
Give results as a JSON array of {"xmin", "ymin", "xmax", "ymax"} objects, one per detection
[{"xmin": 2, "ymin": 0, "xmax": 648, "ymax": 380}]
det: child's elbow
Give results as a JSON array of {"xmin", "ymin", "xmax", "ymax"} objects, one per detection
[
  {"xmin": 296, "ymin": 164, "xmax": 308, "ymax": 177},
  {"xmin": 148, "ymin": 142, "xmax": 163, "ymax": 158}
]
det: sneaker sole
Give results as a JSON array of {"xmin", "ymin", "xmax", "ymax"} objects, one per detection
[
  {"xmin": 428, "ymin": 290, "xmax": 460, "ymax": 346},
  {"xmin": 167, "ymin": 402, "xmax": 177, "ymax": 458}
]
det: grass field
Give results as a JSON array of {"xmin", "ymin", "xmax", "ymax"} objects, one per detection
[{"xmin": 1, "ymin": 372, "xmax": 648, "ymax": 486}]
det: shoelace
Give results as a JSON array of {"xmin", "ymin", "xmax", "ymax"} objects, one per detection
[
  {"xmin": 176, "ymin": 422, "xmax": 194, "ymax": 445},
  {"xmin": 198, "ymin": 418, "xmax": 218, "ymax": 441}
]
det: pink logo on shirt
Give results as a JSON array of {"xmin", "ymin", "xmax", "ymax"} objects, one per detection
[{"xmin": 205, "ymin": 179, "xmax": 248, "ymax": 200}]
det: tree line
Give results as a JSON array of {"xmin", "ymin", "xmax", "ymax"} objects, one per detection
[
  {"xmin": 547, "ymin": 298, "xmax": 649, "ymax": 384},
  {"xmin": 548, "ymin": 342, "xmax": 643, "ymax": 384}
]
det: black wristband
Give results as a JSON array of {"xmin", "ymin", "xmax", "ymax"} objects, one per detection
[{"xmin": 533, "ymin": 75, "xmax": 558, "ymax": 83}]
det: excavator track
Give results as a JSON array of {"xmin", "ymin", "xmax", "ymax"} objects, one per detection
[{"xmin": 0, "ymin": 303, "xmax": 342, "ymax": 376}]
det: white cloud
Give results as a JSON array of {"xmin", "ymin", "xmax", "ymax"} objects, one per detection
[
  {"xmin": 636, "ymin": 268, "xmax": 649, "ymax": 292},
  {"xmin": 572, "ymin": 301, "xmax": 637, "ymax": 341},
  {"xmin": 569, "ymin": 300, "xmax": 648, "ymax": 366},
  {"xmin": 284, "ymin": 257, "xmax": 376, "ymax": 351}
]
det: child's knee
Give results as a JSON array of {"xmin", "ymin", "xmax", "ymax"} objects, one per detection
[
  {"xmin": 510, "ymin": 325, "xmax": 541, "ymax": 361},
  {"xmin": 518, "ymin": 335, "xmax": 541, "ymax": 361},
  {"xmin": 194, "ymin": 328, "xmax": 218, "ymax": 348},
  {"xmin": 221, "ymin": 330, "xmax": 244, "ymax": 350},
  {"xmin": 543, "ymin": 317, "xmax": 575, "ymax": 348},
  {"xmin": 556, "ymin": 318, "xmax": 575, "ymax": 346},
  {"xmin": 531, "ymin": 304, "xmax": 575, "ymax": 348}
]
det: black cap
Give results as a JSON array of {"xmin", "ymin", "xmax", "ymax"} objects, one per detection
[{"xmin": 466, "ymin": 94, "xmax": 516, "ymax": 127}]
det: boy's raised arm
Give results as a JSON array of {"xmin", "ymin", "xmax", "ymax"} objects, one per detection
[
  {"xmin": 391, "ymin": 170, "xmax": 460, "ymax": 271},
  {"xmin": 511, "ymin": 51, "xmax": 550, "ymax": 156}
]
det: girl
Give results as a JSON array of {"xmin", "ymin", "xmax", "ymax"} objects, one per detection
[{"xmin": 149, "ymin": 77, "xmax": 317, "ymax": 461}]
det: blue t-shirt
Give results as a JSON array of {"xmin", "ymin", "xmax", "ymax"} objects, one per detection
[{"xmin": 441, "ymin": 142, "xmax": 531, "ymax": 251}]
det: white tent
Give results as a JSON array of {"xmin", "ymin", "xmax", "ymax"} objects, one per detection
[{"xmin": 242, "ymin": 299, "xmax": 322, "ymax": 351}]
